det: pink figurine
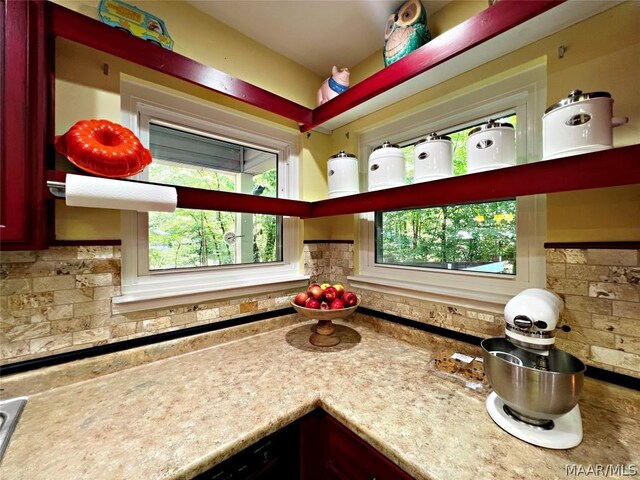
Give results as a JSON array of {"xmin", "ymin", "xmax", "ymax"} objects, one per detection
[{"xmin": 317, "ymin": 66, "xmax": 350, "ymax": 106}]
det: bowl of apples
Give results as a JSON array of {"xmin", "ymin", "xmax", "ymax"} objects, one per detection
[{"xmin": 291, "ymin": 283, "xmax": 359, "ymax": 347}]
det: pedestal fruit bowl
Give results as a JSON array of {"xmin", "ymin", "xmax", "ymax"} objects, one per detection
[{"xmin": 290, "ymin": 300, "xmax": 359, "ymax": 347}]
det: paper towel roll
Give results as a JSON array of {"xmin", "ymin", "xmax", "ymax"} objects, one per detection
[{"xmin": 65, "ymin": 174, "xmax": 177, "ymax": 212}]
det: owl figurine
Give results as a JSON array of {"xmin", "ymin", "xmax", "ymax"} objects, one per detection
[{"xmin": 383, "ymin": 0, "xmax": 431, "ymax": 66}]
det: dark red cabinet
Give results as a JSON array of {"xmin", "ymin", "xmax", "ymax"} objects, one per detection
[
  {"xmin": 300, "ymin": 410, "xmax": 414, "ymax": 480},
  {"xmin": 0, "ymin": 0, "xmax": 49, "ymax": 250}
]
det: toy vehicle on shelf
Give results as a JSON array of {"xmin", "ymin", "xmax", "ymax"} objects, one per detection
[{"xmin": 98, "ymin": 0, "xmax": 174, "ymax": 51}]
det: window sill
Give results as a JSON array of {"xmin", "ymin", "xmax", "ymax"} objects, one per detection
[
  {"xmin": 112, "ymin": 273, "xmax": 308, "ymax": 314},
  {"xmin": 347, "ymin": 274, "xmax": 512, "ymax": 314}
]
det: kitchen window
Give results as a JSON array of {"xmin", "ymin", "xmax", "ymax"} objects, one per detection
[
  {"xmin": 351, "ymin": 63, "xmax": 547, "ymax": 311},
  {"xmin": 116, "ymin": 79, "xmax": 305, "ymax": 313}
]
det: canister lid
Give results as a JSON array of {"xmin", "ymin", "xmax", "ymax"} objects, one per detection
[
  {"xmin": 416, "ymin": 132, "xmax": 451, "ymax": 145},
  {"xmin": 373, "ymin": 141, "xmax": 400, "ymax": 151},
  {"xmin": 468, "ymin": 119, "xmax": 514, "ymax": 137},
  {"xmin": 544, "ymin": 89, "xmax": 612, "ymax": 114},
  {"xmin": 329, "ymin": 150, "xmax": 357, "ymax": 159}
]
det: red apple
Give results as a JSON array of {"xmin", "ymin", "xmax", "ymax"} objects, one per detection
[
  {"xmin": 307, "ymin": 284, "xmax": 324, "ymax": 301},
  {"xmin": 320, "ymin": 301, "xmax": 330, "ymax": 310},
  {"xmin": 323, "ymin": 286, "xmax": 338, "ymax": 302},
  {"xmin": 330, "ymin": 299, "xmax": 344, "ymax": 310},
  {"xmin": 293, "ymin": 292, "xmax": 309, "ymax": 306},
  {"xmin": 332, "ymin": 283, "xmax": 345, "ymax": 298},
  {"xmin": 342, "ymin": 291, "xmax": 358, "ymax": 307},
  {"xmin": 305, "ymin": 298, "xmax": 320, "ymax": 309}
]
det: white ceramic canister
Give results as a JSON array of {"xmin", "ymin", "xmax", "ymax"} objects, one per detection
[
  {"xmin": 414, "ymin": 133, "xmax": 453, "ymax": 183},
  {"xmin": 368, "ymin": 141, "xmax": 405, "ymax": 191},
  {"xmin": 327, "ymin": 150, "xmax": 359, "ymax": 198},
  {"xmin": 542, "ymin": 90, "xmax": 628, "ymax": 160},
  {"xmin": 467, "ymin": 120, "xmax": 515, "ymax": 173}
]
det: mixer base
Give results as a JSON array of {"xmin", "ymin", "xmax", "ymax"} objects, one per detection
[{"xmin": 486, "ymin": 392, "xmax": 583, "ymax": 449}]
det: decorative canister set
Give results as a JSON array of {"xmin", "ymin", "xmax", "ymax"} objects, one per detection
[{"xmin": 327, "ymin": 89, "xmax": 627, "ymax": 197}]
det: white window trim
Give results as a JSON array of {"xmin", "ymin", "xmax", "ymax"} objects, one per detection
[
  {"xmin": 115, "ymin": 78, "xmax": 306, "ymax": 313},
  {"xmin": 350, "ymin": 62, "xmax": 547, "ymax": 313}
]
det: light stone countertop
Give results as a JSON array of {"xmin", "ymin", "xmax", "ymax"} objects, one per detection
[{"xmin": 1, "ymin": 319, "xmax": 639, "ymax": 480}]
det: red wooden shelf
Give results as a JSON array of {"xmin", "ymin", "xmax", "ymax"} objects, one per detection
[
  {"xmin": 46, "ymin": 170, "xmax": 311, "ymax": 218},
  {"xmin": 305, "ymin": 0, "xmax": 563, "ymax": 132},
  {"xmin": 47, "ymin": 144, "xmax": 640, "ymax": 219},
  {"xmin": 47, "ymin": 2, "xmax": 312, "ymax": 125},
  {"xmin": 46, "ymin": 1, "xmax": 565, "ymax": 132}
]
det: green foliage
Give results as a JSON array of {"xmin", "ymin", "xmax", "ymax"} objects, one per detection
[{"xmin": 147, "ymin": 162, "xmax": 280, "ymax": 270}]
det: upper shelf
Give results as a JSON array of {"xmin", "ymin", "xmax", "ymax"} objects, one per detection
[
  {"xmin": 47, "ymin": 0, "xmax": 623, "ymax": 133},
  {"xmin": 47, "ymin": 144, "xmax": 640, "ymax": 218}
]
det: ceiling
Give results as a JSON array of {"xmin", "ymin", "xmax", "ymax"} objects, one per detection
[{"xmin": 187, "ymin": 0, "xmax": 450, "ymax": 77}]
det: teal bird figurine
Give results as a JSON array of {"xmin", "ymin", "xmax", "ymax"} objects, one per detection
[{"xmin": 383, "ymin": 0, "xmax": 431, "ymax": 67}]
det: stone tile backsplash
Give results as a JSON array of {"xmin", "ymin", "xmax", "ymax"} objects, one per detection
[
  {"xmin": 1, "ymin": 246, "xmax": 299, "ymax": 364},
  {"xmin": 2, "ymin": 244, "xmax": 638, "ymax": 379}
]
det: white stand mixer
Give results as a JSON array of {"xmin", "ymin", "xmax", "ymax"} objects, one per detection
[{"xmin": 482, "ymin": 288, "xmax": 586, "ymax": 449}]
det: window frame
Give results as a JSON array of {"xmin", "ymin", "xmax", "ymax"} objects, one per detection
[
  {"xmin": 116, "ymin": 78, "xmax": 306, "ymax": 313},
  {"xmin": 351, "ymin": 63, "xmax": 547, "ymax": 313}
]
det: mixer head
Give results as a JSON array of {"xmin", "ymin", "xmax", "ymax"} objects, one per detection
[{"xmin": 503, "ymin": 288, "xmax": 564, "ymax": 351}]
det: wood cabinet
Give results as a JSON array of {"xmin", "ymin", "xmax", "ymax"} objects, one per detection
[
  {"xmin": 300, "ymin": 410, "xmax": 414, "ymax": 480},
  {"xmin": 0, "ymin": 0, "xmax": 48, "ymax": 250}
]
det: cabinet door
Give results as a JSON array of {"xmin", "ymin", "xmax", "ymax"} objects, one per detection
[
  {"xmin": 0, "ymin": 0, "xmax": 48, "ymax": 250},
  {"xmin": 301, "ymin": 410, "xmax": 414, "ymax": 480}
]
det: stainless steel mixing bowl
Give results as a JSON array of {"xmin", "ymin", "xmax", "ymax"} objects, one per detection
[{"xmin": 481, "ymin": 338, "xmax": 586, "ymax": 423}]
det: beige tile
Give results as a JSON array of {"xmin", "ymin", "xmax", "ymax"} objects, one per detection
[
  {"xmin": 590, "ymin": 345, "xmax": 640, "ymax": 372},
  {"xmin": 220, "ymin": 305, "xmax": 240, "ymax": 318},
  {"xmin": 139, "ymin": 317, "xmax": 172, "ymax": 332},
  {"xmin": 30, "ymin": 333, "xmax": 73, "ymax": 353},
  {"xmin": 51, "ymin": 317, "xmax": 92, "ymax": 334},
  {"xmin": 8, "ymin": 292, "xmax": 54, "ymax": 311},
  {"xmin": 545, "ymin": 262, "xmax": 565, "ymax": 279},
  {"xmin": 565, "ymin": 264, "xmax": 610, "ymax": 282},
  {"xmin": 170, "ymin": 312, "xmax": 197, "ymax": 326},
  {"xmin": 73, "ymin": 327, "xmax": 110, "ymax": 345},
  {"xmin": 565, "ymin": 249, "xmax": 587, "ymax": 264},
  {"xmin": 33, "ymin": 275, "xmax": 77, "ymax": 292},
  {"xmin": 556, "ymin": 326, "xmax": 615, "ymax": 349},
  {"xmin": 76, "ymin": 273, "xmax": 113, "ymax": 288},
  {"xmin": 612, "ymin": 300, "xmax": 640, "ymax": 320},
  {"xmin": 545, "ymin": 249, "xmax": 566, "ymax": 263},
  {"xmin": 564, "ymin": 295, "xmax": 612, "ymax": 315},
  {"xmin": 111, "ymin": 322, "xmax": 138, "ymax": 337},
  {"xmin": 611, "ymin": 266, "xmax": 640, "ymax": 285},
  {"xmin": 32, "ymin": 304, "xmax": 74, "ymax": 322},
  {"xmin": 54, "ymin": 288, "xmax": 94, "ymax": 305},
  {"xmin": 589, "ymin": 282, "xmax": 640, "ymax": 302},
  {"xmin": 0, "ymin": 340, "xmax": 29, "ymax": 359},
  {"xmin": 93, "ymin": 286, "xmax": 121, "ymax": 300},
  {"xmin": 239, "ymin": 301, "xmax": 258, "ymax": 314},
  {"xmin": 4, "ymin": 322, "xmax": 51, "ymax": 342},
  {"xmin": 591, "ymin": 314, "xmax": 639, "ymax": 337},
  {"xmin": 197, "ymin": 308, "xmax": 220, "ymax": 321},
  {"xmin": 77, "ymin": 246, "xmax": 114, "ymax": 259},
  {"xmin": 587, "ymin": 249, "xmax": 638, "ymax": 266},
  {"xmin": 73, "ymin": 300, "xmax": 112, "ymax": 317},
  {"xmin": 0, "ymin": 278, "xmax": 32, "ymax": 296},
  {"xmin": 616, "ymin": 335, "xmax": 640, "ymax": 355},
  {"xmin": 0, "ymin": 251, "xmax": 37, "ymax": 263},
  {"xmin": 546, "ymin": 277, "xmax": 589, "ymax": 296},
  {"xmin": 559, "ymin": 309, "xmax": 592, "ymax": 328},
  {"xmin": 37, "ymin": 247, "xmax": 79, "ymax": 261},
  {"xmin": 554, "ymin": 338, "xmax": 590, "ymax": 360}
]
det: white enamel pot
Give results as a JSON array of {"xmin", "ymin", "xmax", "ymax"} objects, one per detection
[
  {"xmin": 467, "ymin": 120, "xmax": 515, "ymax": 173},
  {"xmin": 543, "ymin": 90, "xmax": 628, "ymax": 160},
  {"xmin": 414, "ymin": 133, "xmax": 453, "ymax": 182},
  {"xmin": 327, "ymin": 151, "xmax": 359, "ymax": 198},
  {"xmin": 368, "ymin": 141, "xmax": 404, "ymax": 191}
]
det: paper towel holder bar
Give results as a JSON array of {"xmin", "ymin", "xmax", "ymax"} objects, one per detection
[{"xmin": 47, "ymin": 180, "xmax": 66, "ymax": 198}]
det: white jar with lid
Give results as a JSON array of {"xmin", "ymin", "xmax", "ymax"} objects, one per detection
[
  {"xmin": 467, "ymin": 120, "xmax": 515, "ymax": 173},
  {"xmin": 368, "ymin": 141, "xmax": 405, "ymax": 191},
  {"xmin": 414, "ymin": 133, "xmax": 453, "ymax": 183},
  {"xmin": 327, "ymin": 151, "xmax": 359, "ymax": 198}
]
